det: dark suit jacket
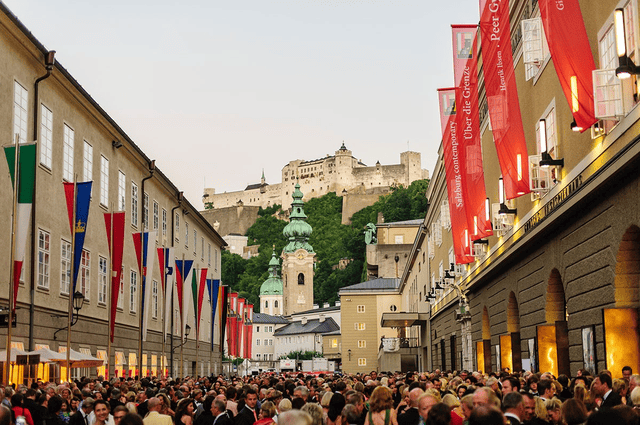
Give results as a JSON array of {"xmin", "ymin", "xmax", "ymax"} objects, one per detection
[
  {"xmin": 398, "ymin": 407, "xmax": 420, "ymax": 425},
  {"xmin": 601, "ymin": 391, "xmax": 623, "ymax": 409},
  {"xmin": 68, "ymin": 412, "xmax": 86, "ymax": 425},
  {"xmin": 505, "ymin": 414, "xmax": 521, "ymax": 425},
  {"xmin": 234, "ymin": 407, "xmax": 257, "ymax": 425},
  {"xmin": 214, "ymin": 413, "xmax": 233, "ymax": 425},
  {"xmin": 137, "ymin": 400, "xmax": 149, "ymax": 419},
  {"xmin": 24, "ymin": 399, "xmax": 45, "ymax": 425}
]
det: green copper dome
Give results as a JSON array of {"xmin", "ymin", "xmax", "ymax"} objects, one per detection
[
  {"xmin": 260, "ymin": 249, "xmax": 283, "ymax": 295},
  {"xmin": 282, "ymin": 183, "xmax": 314, "ymax": 254}
]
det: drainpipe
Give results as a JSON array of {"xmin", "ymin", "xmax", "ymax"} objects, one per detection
[
  {"xmin": 29, "ymin": 50, "xmax": 56, "ymax": 351},
  {"xmin": 170, "ymin": 191, "xmax": 184, "ymax": 375},
  {"xmin": 138, "ymin": 160, "xmax": 155, "ymax": 376}
]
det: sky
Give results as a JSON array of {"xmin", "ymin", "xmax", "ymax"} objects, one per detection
[{"xmin": 5, "ymin": 0, "xmax": 481, "ymax": 207}]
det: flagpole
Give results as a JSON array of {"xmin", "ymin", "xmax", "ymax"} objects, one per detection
[
  {"xmin": 6, "ymin": 134, "xmax": 21, "ymax": 384},
  {"xmin": 66, "ymin": 175, "xmax": 77, "ymax": 382},
  {"xmin": 138, "ymin": 229, "xmax": 144, "ymax": 378},
  {"xmin": 195, "ymin": 269, "xmax": 199, "ymax": 379},
  {"xmin": 161, "ymin": 248, "xmax": 165, "ymax": 379},
  {"xmin": 180, "ymin": 254, "xmax": 185, "ymax": 378},
  {"xmin": 106, "ymin": 205, "xmax": 114, "ymax": 380}
]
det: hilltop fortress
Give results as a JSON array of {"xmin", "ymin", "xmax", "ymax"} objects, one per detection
[{"xmin": 203, "ymin": 143, "xmax": 429, "ymax": 213}]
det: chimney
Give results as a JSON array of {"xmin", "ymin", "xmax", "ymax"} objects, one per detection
[
  {"xmin": 319, "ymin": 314, "xmax": 325, "ymax": 323},
  {"xmin": 301, "ymin": 317, "xmax": 307, "ymax": 325},
  {"xmin": 323, "ymin": 303, "xmax": 330, "ymax": 308},
  {"xmin": 335, "ymin": 301, "xmax": 341, "ymax": 307},
  {"xmin": 313, "ymin": 304, "xmax": 319, "ymax": 309}
]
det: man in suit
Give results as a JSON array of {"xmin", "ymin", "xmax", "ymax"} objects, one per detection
[
  {"xmin": 195, "ymin": 396, "xmax": 215, "ymax": 425},
  {"xmin": 211, "ymin": 400, "xmax": 233, "ymax": 425},
  {"xmin": 398, "ymin": 388, "xmax": 423, "ymax": 425},
  {"xmin": 69, "ymin": 398, "xmax": 94, "ymax": 425},
  {"xmin": 142, "ymin": 398, "xmax": 173, "ymax": 425},
  {"xmin": 137, "ymin": 389, "xmax": 155, "ymax": 419},
  {"xmin": 503, "ymin": 392, "xmax": 524, "ymax": 425},
  {"xmin": 594, "ymin": 373, "xmax": 622, "ymax": 410},
  {"xmin": 23, "ymin": 389, "xmax": 46, "ymax": 425},
  {"xmin": 234, "ymin": 389, "xmax": 258, "ymax": 425}
]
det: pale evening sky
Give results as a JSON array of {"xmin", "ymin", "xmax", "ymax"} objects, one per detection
[{"xmin": 5, "ymin": 0, "xmax": 480, "ymax": 208}]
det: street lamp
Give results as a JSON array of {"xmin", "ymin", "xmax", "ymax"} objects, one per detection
[
  {"xmin": 615, "ymin": 8, "xmax": 640, "ymax": 79},
  {"xmin": 172, "ymin": 325, "xmax": 191, "ymax": 353},
  {"xmin": 53, "ymin": 291, "xmax": 85, "ymax": 340}
]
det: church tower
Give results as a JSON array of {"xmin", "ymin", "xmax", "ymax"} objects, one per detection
[
  {"xmin": 281, "ymin": 183, "xmax": 315, "ymax": 315},
  {"xmin": 259, "ymin": 248, "xmax": 284, "ymax": 315}
]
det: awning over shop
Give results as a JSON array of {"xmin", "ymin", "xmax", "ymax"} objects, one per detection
[{"xmin": 381, "ymin": 312, "xmax": 428, "ymax": 328}]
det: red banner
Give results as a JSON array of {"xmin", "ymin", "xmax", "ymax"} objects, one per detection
[
  {"xmin": 539, "ymin": 0, "xmax": 597, "ymax": 131},
  {"xmin": 196, "ymin": 268, "xmax": 207, "ymax": 340},
  {"xmin": 452, "ymin": 25, "xmax": 493, "ymax": 241},
  {"xmin": 104, "ymin": 212, "xmax": 125, "ymax": 343},
  {"xmin": 479, "ymin": 0, "xmax": 531, "ymax": 199},
  {"xmin": 237, "ymin": 298, "xmax": 245, "ymax": 357},
  {"xmin": 438, "ymin": 88, "xmax": 475, "ymax": 264},
  {"xmin": 228, "ymin": 293, "xmax": 238, "ymax": 356},
  {"xmin": 246, "ymin": 304, "xmax": 253, "ymax": 359}
]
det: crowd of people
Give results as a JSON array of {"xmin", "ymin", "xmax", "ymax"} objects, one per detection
[{"xmin": 0, "ymin": 366, "xmax": 637, "ymax": 425}]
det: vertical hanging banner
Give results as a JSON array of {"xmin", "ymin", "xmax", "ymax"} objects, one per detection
[
  {"xmin": 228, "ymin": 293, "xmax": 238, "ymax": 357},
  {"xmin": 157, "ymin": 247, "xmax": 174, "ymax": 341},
  {"xmin": 237, "ymin": 298, "xmax": 245, "ymax": 357},
  {"xmin": 452, "ymin": 25, "xmax": 493, "ymax": 241},
  {"xmin": 438, "ymin": 88, "xmax": 475, "ymax": 264},
  {"xmin": 4, "ymin": 143, "xmax": 36, "ymax": 310},
  {"xmin": 207, "ymin": 279, "xmax": 220, "ymax": 351},
  {"xmin": 220, "ymin": 286, "xmax": 228, "ymax": 355},
  {"xmin": 133, "ymin": 231, "xmax": 157, "ymax": 341},
  {"xmin": 479, "ymin": 0, "xmax": 531, "ymax": 199},
  {"xmin": 192, "ymin": 268, "xmax": 207, "ymax": 340},
  {"xmin": 539, "ymin": 0, "xmax": 597, "ymax": 131},
  {"xmin": 64, "ymin": 181, "xmax": 92, "ymax": 294},
  {"xmin": 246, "ymin": 304, "xmax": 253, "ymax": 359},
  {"xmin": 104, "ymin": 212, "xmax": 126, "ymax": 342},
  {"xmin": 175, "ymin": 259, "xmax": 194, "ymax": 339}
]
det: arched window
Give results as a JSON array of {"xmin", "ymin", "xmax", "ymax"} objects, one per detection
[
  {"xmin": 265, "ymin": 301, "xmax": 269, "ymax": 309},
  {"xmin": 275, "ymin": 300, "xmax": 279, "ymax": 308},
  {"xmin": 298, "ymin": 273, "xmax": 305, "ymax": 285}
]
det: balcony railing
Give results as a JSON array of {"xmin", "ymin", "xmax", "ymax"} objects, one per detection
[{"xmin": 380, "ymin": 337, "xmax": 419, "ymax": 352}]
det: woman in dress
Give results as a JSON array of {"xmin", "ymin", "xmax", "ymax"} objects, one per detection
[
  {"xmin": 175, "ymin": 398, "xmax": 196, "ymax": 425},
  {"xmin": 11, "ymin": 394, "xmax": 34, "ymax": 425},
  {"xmin": 364, "ymin": 386, "xmax": 398, "ymax": 425}
]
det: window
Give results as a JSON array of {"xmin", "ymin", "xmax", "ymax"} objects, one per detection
[
  {"xmin": 79, "ymin": 250, "xmax": 90, "ymax": 300},
  {"xmin": 432, "ymin": 221, "xmax": 442, "ymax": 246},
  {"xmin": 162, "ymin": 208, "xmax": 167, "ymax": 238},
  {"xmin": 441, "ymin": 200, "xmax": 451, "ymax": 230},
  {"xmin": 256, "ymin": 326, "xmax": 260, "ymax": 332},
  {"xmin": 298, "ymin": 273, "xmax": 305, "ymax": 285},
  {"xmin": 274, "ymin": 300, "xmax": 279, "ymax": 309},
  {"xmin": 143, "ymin": 192, "xmax": 149, "ymax": 230},
  {"xmin": 13, "ymin": 81, "xmax": 28, "ymax": 144},
  {"xmin": 214, "ymin": 248, "xmax": 218, "ymax": 270},
  {"xmin": 175, "ymin": 213, "xmax": 180, "ymax": 242},
  {"xmin": 257, "ymin": 339, "xmax": 261, "ymax": 346},
  {"xmin": 332, "ymin": 338, "xmax": 338, "ymax": 348},
  {"xmin": 98, "ymin": 256, "xmax": 108, "ymax": 305},
  {"xmin": 185, "ymin": 222, "xmax": 189, "ymax": 248},
  {"xmin": 358, "ymin": 340, "xmax": 366, "ymax": 348},
  {"xmin": 83, "ymin": 141, "xmax": 93, "ymax": 183},
  {"xmin": 269, "ymin": 339, "xmax": 273, "ymax": 346},
  {"xmin": 358, "ymin": 358, "xmax": 367, "ymax": 366},
  {"xmin": 130, "ymin": 270, "xmax": 138, "ymax": 313},
  {"xmin": 264, "ymin": 339, "xmax": 268, "ymax": 345},
  {"xmin": 208, "ymin": 244, "xmax": 211, "ymax": 265},
  {"xmin": 63, "ymin": 124, "xmax": 74, "ymax": 182},
  {"xmin": 521, "ymin": 14, "xmax": 550, "ymax": 81},
  {"xmin": 201, "ymin": 237, "xmax": 204, "ymax": 260},
  {"xmin": 194, "ymin": 230, "xmax": 197, "ymax": 254},
  {"xmin": 37, "ymin": 229, "xmax": 50, "ymax": 289},
  {"xmin": 117, "ymin": 266, "xmax": 124, "ymax": 309},
  {"xmin": 144, "ymin": 199, "xmax": 155, "ymax": 232},
  {"xmin": 265, "ymin": 301, "xmax": 269, "ymax": 309},
  {"xmin": 256, "ymin": 354, "xmax": 261, "ymax": 360},
  {"xmin": 355, "ymin": 323, "xmax": 366, "ymax": 331},
  {"xmin": 152, "ymin": 280, "xmax": 158, "ymax": 319},
  {"xmin": 131, "ymin": 182, "xmax": 138, "ymax": 227},
  {"xmin": 61, "ymin": 240, "xmax": 71, "ymax": 295},
  {"xmin": 100, "ymin": 156, "xmax": 109, "ymax": 206},
  {"xmin": 357, "ymin": 305, "xmax": 365, "ymax": 313},
  {"xmin": 118, "ymin": 171, "xmax": 126, "ymax": 211},
  {"xmin": 40, "ymin": 105, "xmax": 52, "ymax": 168}
]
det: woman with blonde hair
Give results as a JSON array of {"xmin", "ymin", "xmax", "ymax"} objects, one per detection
[
  {"xmin": 320, "ymin": 391, "xmax": 333, "ymax": 419},
  {"xmin": 301, "ymin": 403, "xmax": 323, "ymax": 425},
  {"xmin": 364, "ymin": 386, "xmax": 398, "ymax": 425},
  {"xmin": 441, "ymin": 394, "xmax": 463, "ymax": 423},
  {"xmin": 544, "ymin": 398, "xmax": 562, "ymax": 425},
  {"xmin": 613, "ymin": 378, "xmax": 629, "ymax": 405},
  {"xmin": 532, "ymin": 397, "xmax": 550, "ymax": 425}
]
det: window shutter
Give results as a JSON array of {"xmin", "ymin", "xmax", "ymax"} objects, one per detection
[
  {"xmin": 528, "ymin": 155, "xmax": 551, "ymax": 198},
  {"xmin": 592, "ymin": 69, "xmax": 624, "ymax": 119}
]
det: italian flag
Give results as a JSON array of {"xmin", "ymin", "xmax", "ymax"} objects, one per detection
[{"xmin": 4, "ymin": 143, "xmax": 36, "ymax": 311}]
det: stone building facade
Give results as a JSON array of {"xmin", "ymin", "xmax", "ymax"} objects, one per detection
[
  {"xmin": 0, "ymin": 3, "xmax": 226, "ymax": 381},
  {"xmin": 202, "ymin": 144, "xmax": 429, "ymax": 210}
]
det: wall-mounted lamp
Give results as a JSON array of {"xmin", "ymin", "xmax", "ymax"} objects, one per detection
[
  {"xmin": 347, "ymin": 349, "xmax": 352, "ymax": 361},
  {"xmin": 426, "ymin": 292, "xmax": 435, "ymax": 302},
  {"xmin": 112, "ymin": 140, "xmax": 123, "ymax": 149},
  {"xmin": 615, "ymin": 8, "xmax": 640, "ymax": 79},
  {"xmin": 435, "ymin": 280, "xmax": 445, "ymax": 290},
  {"xmin": 498, "ymin": 177, "xmax": 517, "ymax": 215},
  {"xmin": 182, "ymin": 209, "xmax": 190, "ymax": 216},
  {"xmin": 538, "ymin": 119, "xmax": 564, "ymax": 168},
  {"xmin": 570, "ymin": 119, "xmax": 583, "ymax": 132}
]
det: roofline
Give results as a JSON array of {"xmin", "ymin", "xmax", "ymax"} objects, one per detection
[{"xmin": 0, "ymin": 1, "xmax": 226, "ymax": 247}]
